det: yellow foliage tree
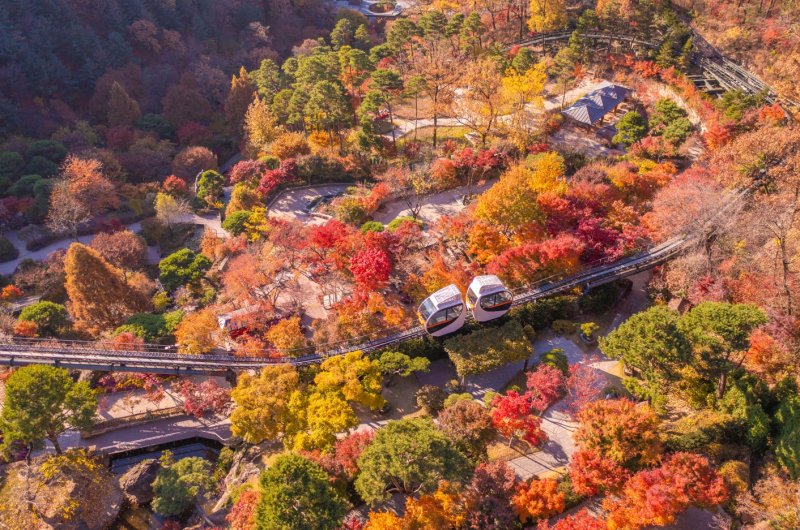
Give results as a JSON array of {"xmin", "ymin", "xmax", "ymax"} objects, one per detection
[
  {"xmin": 474, "ymin": 166, "xmax": 541, "ymax": 235},
  {"xmin": 315, "ymin": 350, "xmax": 387, "ymax": 411},
  {"xmin": 244, "ymin": 96, "xmax": 282, "ymax": 157},
  {"xmin": 364, "ymin": 512, "xmax": 404, "ymax": 529},
  {"xmin": 527, "ymin": 151, "xmax": 567, "ymax": 194},
  {"xmin": 528, "ymin": 0, "xmax": 567, "ymax": 32},
  {"xmin": 269, "ymin": 131, "xmax": 311, "ymax": 159},
  {"xmin": 174, "ymin": 308, "xmax": 223, "ymax": 354},
  {"xmin": 501, "ymin": 62, "xmax": 547, "ymax": 145},
  {"xmin": 513, "ymin": 478, "xmax": 566, "ymax": 522},
  {"xmin": 287, "ymin": 389, "xmax": 358, "ymax": 451},
  {"xmin": 230, "ymin": 365, "xmax": 301, "ymax": 444},
  {"xmin": 403, "ymin": 482, "xmax": 466, "ymax": 529},
  {"xmin": 467, "ymin": 222, "xmax": 513, "ymax": 265}
]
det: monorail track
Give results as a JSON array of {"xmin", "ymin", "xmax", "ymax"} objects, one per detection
[{"xmin": 0, "ymin": 235, "xmax": 692, "ymax": 375}]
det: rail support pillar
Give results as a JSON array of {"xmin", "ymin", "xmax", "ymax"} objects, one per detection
[{"xmin": 225, "ymin": 369, "xmax": 238, "ymax": 387}]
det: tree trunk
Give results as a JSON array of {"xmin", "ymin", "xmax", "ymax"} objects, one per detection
[
  {"xmin": 433, "ymin": 112, "xmax": 439, "ymax": 148},
  {"xmin": 49, "ymin": 433, "xmax": 62, "ymax": 455},
  {"xmin": 388, "ymin": 103, "xmax": 397, "ymax": 148},
  {"xmin": 780, "ymin": 237, "xmax": 793, "ymax": 315},
  {"xmin": 716, "ymin": 372, "xmax": 727, "ymax": 399},
  {"xmin": 413, "ymin": 96, "xmax": 419, "ymax": 142}
]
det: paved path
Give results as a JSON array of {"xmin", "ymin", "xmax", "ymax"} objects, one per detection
[
  {"xmin": 0, "ymin": 211, "xmax": 229, "ymax": 276},
  {"xmin": 372, "ymin": 179, "xmax": 495, "ymax": 226},
  {"xmin": 0, "ymin": 221, "xmax": 137, "ymax": 275},
  {"xmin": 267, "ymin": 184, "xmax": 350, "ymax": 225}
]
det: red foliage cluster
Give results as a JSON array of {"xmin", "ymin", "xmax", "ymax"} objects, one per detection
[
  {"xmin": 569, "ymin": 449, "xmax": 630, "ymax": 496},
  {"xmin": 174, "ymin": 379, "xmax": 231, "ymax": 418},
  {"xmin": 537, "ymin": 508, "xmax": 606, "ymax": 530},
  {"xmin": 257, "ymin": 158, "xmax": 298, "ymax": 197},
  {"xmin": 604, "ymin": 452, "xmax": 728, "ymax": 529},
  {"xmin": 349, "ymin": 247, "xmax": 392, "ymax": 293},
  {"xmin": 490, "ymin": 391, "xmax": 546, "ymax": 446},
  {"xmin": 162, "ymin": 175, "xmax": 189, "ymax": 196},
  {"xmin": 525, "ymin": 364, "xmax": 566, "ymax": 412}
]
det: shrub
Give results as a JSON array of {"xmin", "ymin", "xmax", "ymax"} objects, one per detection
[
  {"xmin": 443, "ymin": 393, "xmax": 473, "ymax": 409},
  {"xmin": 774, "ymin": 394, "xmax": 800, "ymax": 479},
  {"xmin": 540, "ymin": 348, "xmax": 569, "ymax": 375},
  {"xmin": 26, "ymin": 140, "xmax": 67, "ymax": 162},
  {"xmin": 9, "ymin": 174, "xmax": 44, "ymax": 197},
  {"xmin": 664, "ymin": 409, "xmax": 742, "ymax": 453},
  {"xmin": 717, "ymin": 460, "xmax": 749, "ymax": 499},
  {"xmin": 222, "ymin": 211, "xmax": 253, "ymax": 236},
  {"xmin": 335, "ymin": 197, "xmax": 368, "ymax": 225},
  {"xmin": 416, "ymin": 385, "xmax": 447, "ymax": 415},
  {"xmin": 360, "ymin": 221, "xmax": 384, "ymax": 233},
  {"xmin": 444, "ymin": 320, "xmax": 532, "ymax": 379},
  {"xmin": 116, "ymin": 310, "xmax": 184, "ymax": 342},
  {"xmin": 0, "ymin": 235, "xmax": 18, "ymax": 262},
  {"xmin": 259, "ymin": 155, "xmax": 280, "ymax": 169},
  {"xmin": 296, "ymin": 155, "xmax": 351, "ymax": 184},
  {"xmin": 482, "ymin": 390, "xmax": 499, "ymax": 407},
  {"xmin": 613, "ymin": 111, "xmax": 648, "ymax": 147},
  {"xmin": 18, "ymin": 301, "xmax": 68, "ymax": 335},
  {"xmin": 509, "ymin": 296, "xmax": 574, "ymax": 330},
  {"xmin": 0, "ymin": 151, "xmax": 24, "ymax": 179},
  {"xmin": 152, "ymin": 292, "xmax": 171, "ymax": 312},
  {"xmin": 387, "ymin": 216, "xmax": 422, "ymax": 231},
  {"xmin": 159, "ymin": 249, "xmax": 211, "ymax": 291},
  {"xmin": 552, "ymin": 319, "xmax": 577, "ymax": 334},
  {"xmin": 196, "ymin": 169, "xmax": 225, "ymax": 206},
  {"xmin": 25, "ymin": 156, "xmax": 59, "ymax": 177},
  {"xmin": 580, "ymin": 322, "xmax": 600, "ymax": 338}
]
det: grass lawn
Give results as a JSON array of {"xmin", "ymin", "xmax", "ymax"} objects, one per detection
[
  {"xmin": 487, "ymin": 436, "xmax": 538, "ymax": 462},
  {"xmin": 399, "ymin": 125, "xmax": 473, "ymax": 144}
]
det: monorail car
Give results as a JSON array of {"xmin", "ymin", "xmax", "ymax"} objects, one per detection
[
  {"xmin": 466, "ymin": 275, "xmax": 513, "ymax": 322},
  {"xmin": 417, "ymin": 284, "xmax": 467, "ymax": 337}
]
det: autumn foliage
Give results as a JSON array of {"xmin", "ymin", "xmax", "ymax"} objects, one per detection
[
  {"xmin": 65, "ymin": 243, "xmax": 150, "ymax": 335},
  {"xmin": 513, "ymin": 478, "xmax": 566, "ymax": 522},
  {"xmin": 491, "ymin": 391, "xmax": 546, "ymax": 447},
  {"xmin": 604, "ymin": 452, "xmax": 728, "ymax": 529}
]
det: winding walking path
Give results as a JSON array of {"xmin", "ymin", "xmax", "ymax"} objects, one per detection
[{"xmin": 0, "ymin": 212, "xmax": 228, "ymax": 276}]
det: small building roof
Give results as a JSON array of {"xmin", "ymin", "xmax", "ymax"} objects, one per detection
[
  {"xmin": 468, "ymin": 275, "xmax": 506, "ymax": 296},
  {"xmin": 562, "ymin": 82, "xmax": 630, "ymax": 126},
  {"xmin": 429, "ymin": 284, "xmax": 463, "ymax": 308}
]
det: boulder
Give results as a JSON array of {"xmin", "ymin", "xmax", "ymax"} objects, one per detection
[
  {"xmin": 0, "ymin": 451, "xmax": 123, "ymax": 530},
  {"xmin": 118, "ymin": 459, "xmax": 160, "ymax": 505}
]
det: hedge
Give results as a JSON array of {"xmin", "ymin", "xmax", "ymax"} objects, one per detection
[{"xmin": 444, "ymin": 319, "xmax": 532, "ymax": 379}]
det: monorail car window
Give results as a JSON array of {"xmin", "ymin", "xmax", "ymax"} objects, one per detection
[{"xmin": 479, "ymin": 290, "xmax": 512, "ymax": 310}]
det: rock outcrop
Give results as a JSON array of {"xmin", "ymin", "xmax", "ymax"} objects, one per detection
[
  {"xmin": 118, "ymin": 459, "xmax": 160, "ymax": 506},
  {"xmin": 0, "ymin": 450, "xmax": 123, "ymax": 530}
]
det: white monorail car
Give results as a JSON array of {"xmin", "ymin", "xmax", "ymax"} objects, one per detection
[
  {"xmin": 466, "ymin": 275, "xmax": 513, "ymax": 322},
  {"xmin": 417, "ymin": 284, "xmax": 467, "ymax": 337}
]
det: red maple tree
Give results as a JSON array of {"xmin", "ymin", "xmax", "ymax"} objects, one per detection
[
  {"xmin": 349, "ymin": 247, "xmax": 392, "ymax": 293},
  {"xmin": 491, "ymin": 391, "xmax": 546, "ymax": 447}
]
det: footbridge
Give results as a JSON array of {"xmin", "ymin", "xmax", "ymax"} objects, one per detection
[{"xmin": 0, "ymin": 235, "xmax": 692, "ymax": 375}]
